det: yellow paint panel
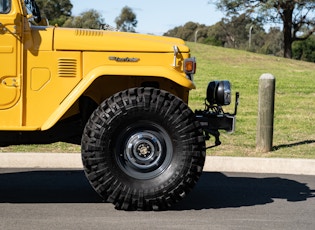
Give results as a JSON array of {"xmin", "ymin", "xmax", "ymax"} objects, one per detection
[
  {"xmin": 0, "ymin": 83, "xmax": 20, "ymax": 108},
  {"xmin": 24, "ymin": 51, "xmax": 82, "ymax": 128},
  {"xmin": 0, "ymin": 46, "xmax": 13, "ymax": 53},
  {"xmin": 0, "ymin": 102, "xmax": 22, "ymax": 128},
  {"xmin": 54, "ymin": 28, "xmax": 189, "ymax": 53},
  {"xmin": 30, "ymin": 68, "xmax": 51, "ymax": 91}
]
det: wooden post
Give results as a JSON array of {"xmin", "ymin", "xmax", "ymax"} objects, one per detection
[{"xmin": 256, "ymin": 74, "xmax": 275, "ymax": 152}]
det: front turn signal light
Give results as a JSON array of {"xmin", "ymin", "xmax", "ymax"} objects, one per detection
[{"xmin": 184, "ymin": 57, "xmax": 196, "ymax": 74}]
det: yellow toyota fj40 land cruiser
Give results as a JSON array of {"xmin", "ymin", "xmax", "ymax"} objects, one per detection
[{"xmin": 0, "ymin": 0, "xmax": 238, "ymax": 210}]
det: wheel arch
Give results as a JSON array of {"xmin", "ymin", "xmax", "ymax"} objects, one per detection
[{"xmin": 41, "ymin": 66, "xmax": 194, "ymax": 130}]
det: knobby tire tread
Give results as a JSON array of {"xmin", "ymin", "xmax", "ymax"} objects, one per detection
[{"xmin": 82, "ymin": 87, "xmax": 205, "ymax": 210}]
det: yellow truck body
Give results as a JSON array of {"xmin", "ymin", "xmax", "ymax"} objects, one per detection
[
  {"xmin": 0, "ymin": 0, "xmax": 237, "ymax": 211},
  {"xmin": 0, "ymin": 1, "xmax": 194, "ymax": 131}
]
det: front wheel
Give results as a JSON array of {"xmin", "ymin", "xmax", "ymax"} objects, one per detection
[{"xmin": 81, "ymin": 88, "xmax": 205, "ymax": 210}]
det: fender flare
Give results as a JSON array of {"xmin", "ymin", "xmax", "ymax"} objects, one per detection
[{"xmin": 41, "ymin": 65, "xmax": 195, "ymax": 130}]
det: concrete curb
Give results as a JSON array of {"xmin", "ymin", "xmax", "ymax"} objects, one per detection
[
  {"xmin": 1, "ymin": 153, "xmax": 315, "ymax": 175},
  {"xmin": 205, "ymin": 156, "xmax": 315, "ymax": 175},
  {"xmin": 1, "ymin": 153, "xmax": 83, "ymax": 169}
]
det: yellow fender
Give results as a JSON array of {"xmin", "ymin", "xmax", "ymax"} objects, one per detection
[{"xmin": 41, "ymin": 65, "xmax": 195, "ymax": 130}]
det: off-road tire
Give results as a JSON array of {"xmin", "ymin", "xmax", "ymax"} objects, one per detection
[{"xmin": 81, "ymin": 87, "xmax": 205, "ymax": 210}]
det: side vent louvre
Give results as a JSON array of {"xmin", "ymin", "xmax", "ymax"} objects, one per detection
[
  {"xmin": 58, "ymin": 58, "xmax": 77, "ymax": 77},
  {"xmin": 75, "ymin": 29, "xmax": 104, "ymax": 37}
]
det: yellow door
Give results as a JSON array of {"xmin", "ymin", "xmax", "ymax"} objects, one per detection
[{"xmin": 0, "ymin": 0, "xmax": 21, "ymax": 110}]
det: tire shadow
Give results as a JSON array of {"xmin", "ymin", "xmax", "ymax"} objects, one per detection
[
  {"xmin": 0, "ymin": 170, "xmax": 314, "ymax": 210},
  {"xmin": 173, "ymin": 172, "xmax": 315, "ymax": 210},
  {"xmin": 0, "ymin": 170, "xmax": 102, "ymax": 203}
]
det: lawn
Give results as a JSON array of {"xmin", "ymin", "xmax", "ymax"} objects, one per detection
[
  {"xmin": 1, "ymin": 43, "xmax": 314, "ymax": 158},
  {"xmin": 188, "ymin": 42, "xmax": 315, "ymax": 158}
]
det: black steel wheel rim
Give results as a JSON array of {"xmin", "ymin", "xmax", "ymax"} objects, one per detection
[{"xmin": 114, "ymin": 121, "xmax": 173, "ymax": 180}]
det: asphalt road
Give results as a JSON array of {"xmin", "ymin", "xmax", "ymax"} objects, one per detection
[{"xmin": 1, "ymin": 168, "xmax": 315, "ymax": 230}]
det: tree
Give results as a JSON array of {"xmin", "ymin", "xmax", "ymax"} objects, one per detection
[
  {"xmin": 261, "ymin": 27, "xmax": 283, "ymax": 56},
  {"xmin": 164, "ymin": 22, "xmax": 208, "ymax": 42},
  {"xmin": 211, "ymin": 0, "xmax": 315, "ymax": 58},
  {"xmin": 206, "ymin": 14, "xmax": 265, "ymax": 50},
  {"xmin": 204, "ymin": 21, "xmax": 227, "ymax": 46},
  {"xmin": 292, "ymin": 35, "xmax": 315, "ymax": 62},
  {"xmin": 115, "ymin": 6, "xmax": 137, "ymax": 32},
  {"xmin": 63, "ymin": 9, "xmax": 104, "ymax": 29},
  {"xmin": 164, "ymin": 22, "xmax": 198, "ymax": 41},
  {"xmin": 36, "ymin": 0, "xmax": 73, "ymax": 26}
]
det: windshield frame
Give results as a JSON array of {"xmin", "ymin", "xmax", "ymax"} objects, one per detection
[
  {"xmin": 0, "ymin": 0, "xmax": 11, "ymax": 14},
  {"xmin": 24, "ymin": 0, "xmax": 41, "ymax": 23}
]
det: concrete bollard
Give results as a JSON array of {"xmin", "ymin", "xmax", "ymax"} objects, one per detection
[{"xmin": 256, "ymin": 74, "xmax": 276, "ymax": 152}]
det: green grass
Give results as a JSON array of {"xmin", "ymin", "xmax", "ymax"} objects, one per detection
[
  {"xmin": 1, "ymin": 43, "xmax": 315, "ymax": 158},
  {"xmin": 188, "ymin": 42, "xmax": 315, "ymax": 159},
  {"xmin": 0, "ymin": 142, "xmax": 80, "ymax": 153}
]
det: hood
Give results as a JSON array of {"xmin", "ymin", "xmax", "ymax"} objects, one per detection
[{"xmin": 53, "ymin": 27, "xmax": 190, "ymax": 53}]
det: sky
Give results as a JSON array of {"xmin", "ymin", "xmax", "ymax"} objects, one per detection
[{"xmin": 70, "ymin": 0, "xmax": 225, "ymax": 35}]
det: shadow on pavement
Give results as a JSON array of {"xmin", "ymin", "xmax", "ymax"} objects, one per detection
[
  {"xmin": 174, "ymin": 172, "xmax": 315, "ymax": 210},
  {"xmin": 0, "ymin": 170, "xmax": 314, "ymax": 210},
  {"xmin": 0, "ymin": 170, "xmax": 102, "ymax": 203}
]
